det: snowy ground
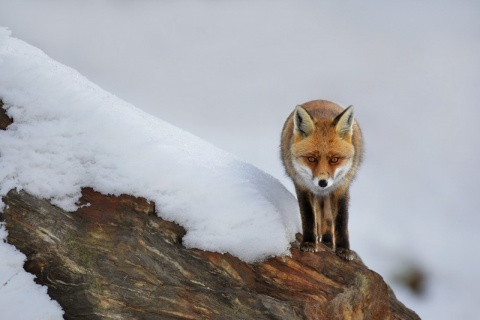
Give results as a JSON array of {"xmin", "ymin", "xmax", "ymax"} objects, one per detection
[{"xmin": 1, "ymin": 1, "xmax": 479, "ymax": 319}]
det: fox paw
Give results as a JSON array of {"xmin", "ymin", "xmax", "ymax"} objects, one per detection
[
  {"xmin": 335, "ymin": 248, "xmax": 358, "ymax": 261},
  {"xmin": 300, "ymin": 241, "xmax": 318, "ymax": 252}
]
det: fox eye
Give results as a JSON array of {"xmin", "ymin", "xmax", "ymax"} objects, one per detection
[
  {"xmin": 307, "ymin": 156, "xmax": 317, "ymax": 163},
  {"xmin": 330, "ymin": 157, "xmax": 339, "ymax": 164}
]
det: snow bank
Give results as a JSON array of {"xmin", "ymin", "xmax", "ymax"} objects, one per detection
[{"xmin": 0, "ymin": 28, "xmax": 300, "ymax": 263}]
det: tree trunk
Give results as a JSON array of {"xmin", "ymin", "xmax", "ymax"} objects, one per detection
[{"xmin": 0, "ymin": 188, "xmax": 419, "ymax": 320}]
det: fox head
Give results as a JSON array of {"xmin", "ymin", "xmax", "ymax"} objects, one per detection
[{"xmin": 291, "ymin": 105, "xmax": 356, "ymax": 194}]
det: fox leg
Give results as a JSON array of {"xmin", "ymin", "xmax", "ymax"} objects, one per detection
[
  {"xmin": 320, "ymin": 196, "xmax": 334, "ymax": 249},
  {"xmin": 334, "ymin": 192, "xmax": 353, "ymax": 260},
  {"xmin": 295, "ymin": 188, "xmax": 318, "ymax": 252}
]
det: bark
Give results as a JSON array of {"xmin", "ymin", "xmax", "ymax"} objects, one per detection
[
  {"xmin": 0, "ymin": 100, "xmax": 13, "ymax": 130},
  {"xmin": 0, "ymin": 188, "xmax": 419, "ymax": 320}
]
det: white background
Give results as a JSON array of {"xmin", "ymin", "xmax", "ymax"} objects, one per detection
[{"xmin": 1, "ymin": 1, "xmax": 479, "ymax": 319}]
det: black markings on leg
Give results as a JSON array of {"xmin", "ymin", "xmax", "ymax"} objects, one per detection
[
  {"xmin": 334, "ymin": 193, "xmax": 350, "ymax": 250},
  {"xmin": 296, "ymin": 188, "xmax": 316, "ymax": 244}
]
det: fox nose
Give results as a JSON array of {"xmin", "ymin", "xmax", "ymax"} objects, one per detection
[{"xmin": 319, "ymin": 179, "xmax": 328, "ymax": 188}]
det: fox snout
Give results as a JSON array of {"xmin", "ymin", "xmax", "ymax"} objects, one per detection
[
  {"xmin": 313, "ymin": 174, "xmax": 333, "ymax": 191},
  {"xmin": 316, "ymin": 173, "xmax": 331, "ymax": 189}
]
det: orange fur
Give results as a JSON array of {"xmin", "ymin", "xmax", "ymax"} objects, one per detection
[{"xmin": 281, "ymin": 100, "xmax": 363, "ymax": 260}]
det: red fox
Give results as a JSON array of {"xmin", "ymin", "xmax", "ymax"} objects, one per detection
[{"xmin": 281, "ymin": 100, "xmax": 363, "ymax": 260}]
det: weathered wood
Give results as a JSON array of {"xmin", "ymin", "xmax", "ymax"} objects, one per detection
[
  {"xmin": 0, "ymin": 100, "xmax": 13, "ymax": 130},
  {"xmin": 1, "ymin": 188, "xmax": 419, "ymax": 320}
]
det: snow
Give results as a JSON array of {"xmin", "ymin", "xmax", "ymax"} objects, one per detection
[
  {"xmin": 1, "ymin": 1, "xmax": 479, "ymax": 319},
  {"xmin": 0, "ymin": 25, "xmax": 300, "ymax": 318},
  {"xmin": 0, "ymin": 28, "xmax": 299, "ymax": 260}
]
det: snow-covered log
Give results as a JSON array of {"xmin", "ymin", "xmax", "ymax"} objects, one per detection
[{"xmin": 1, "ymin": 186, "xmax": 419, "ymax": 320}]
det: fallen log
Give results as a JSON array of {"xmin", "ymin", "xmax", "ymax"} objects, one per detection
[{"xmin": 1, "ymin": 188, "xmax": 419, "ymax": 320}]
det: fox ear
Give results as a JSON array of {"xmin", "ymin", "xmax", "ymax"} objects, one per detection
[
  {"xmin": 294, "ymin": 105, "xmax": 315, "ymax": 137},
  {"xmin": 334, "ymin": 105, "xmax": 354, "ymax": 139}
]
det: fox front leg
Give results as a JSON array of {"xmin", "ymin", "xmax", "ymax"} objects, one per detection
[
  {"xmin": 296, "ymin": 188, "xmax": 318, "ymax": 252},
  {"xmin": 334, "ymin": 193, "xmax": 354, "ymax": 261},
  {"xmin": 319, "ymin": 195, "xmax": 334, "ymax": 250}
]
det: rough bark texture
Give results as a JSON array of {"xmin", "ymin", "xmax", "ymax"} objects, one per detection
[{"xmin": 0, "ymin": 188, "xmax": 419, "ymax": 320}]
